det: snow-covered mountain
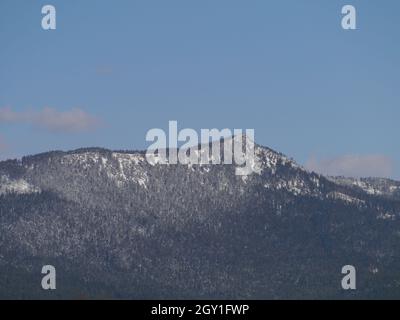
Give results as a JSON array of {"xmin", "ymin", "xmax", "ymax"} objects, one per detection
[
  {"xmin": 328, "ymin": 176, "xmax": 400, "ymax": 200},
  {"xmin": 0, "ymin": 138, "xmax": 399, "ymax": 299}
]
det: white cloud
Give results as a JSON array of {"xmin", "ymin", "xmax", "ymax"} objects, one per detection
[
  {"xmin": 305, "ymin": 154, "xmax": 394, "ymax": 178},
  {"xmin": 0, "ymin": 107, "xmax": 100, "ymax": 133}
]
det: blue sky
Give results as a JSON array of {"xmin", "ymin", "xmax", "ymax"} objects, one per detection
[{"xmin": 0, "ymin": 0, "xmax": 399, "ymax": 179}]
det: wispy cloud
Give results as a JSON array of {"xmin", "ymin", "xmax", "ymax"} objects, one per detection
[
  {"xmin": 305, "ymin": 154, "xmax": 394, "ymax": 178},
  {"xmin": 0, "ymin": 107, "xmax": 100, "ymax": 133}
]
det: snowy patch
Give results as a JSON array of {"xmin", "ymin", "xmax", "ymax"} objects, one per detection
[
  {"xmin": 327, "ymin": 192, "xmax": 365, "ymax": 205},
  {"xmin": 58, "ymin": 152, "xmax": 149, "ymax": 188},
  {"xmin": 352, "ymin": 180, "xmax": 383, "ymax": 195},
  {"xmin": 106, "ymin": 153, "xmax": 149, "ymax": 188},
  {"xmin": 0, "ymin": 175, "xmax": 40, "ymax": 195},
  {"xmin": 377, "ymin": 212, "xmax": 396, "ymax": 220}
]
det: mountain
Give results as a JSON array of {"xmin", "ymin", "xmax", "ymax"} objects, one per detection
[
  {"xmin": 0, "ymin": 138, "xmax": 400, "ymax": 299},
  {"xmin": 328, "ymin": 176, "xmax": 400, "ymax": 201}
]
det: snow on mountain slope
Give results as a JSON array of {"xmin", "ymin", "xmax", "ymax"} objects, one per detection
[
  {"xmin": 328, "ymin": 176, "xmax": 400, "ymax": 200},
  {"xmin": 0, "ymin": 138, "xmax": 398, "ymax": 208},
  {"xmin": 0, "ymin": 175, "xmax": 40, "ymax": 195}
]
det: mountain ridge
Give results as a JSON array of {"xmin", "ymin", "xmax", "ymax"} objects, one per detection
[{"xmin": 1, "ymin": 140, "xmax": 398, "ymax": 201}]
